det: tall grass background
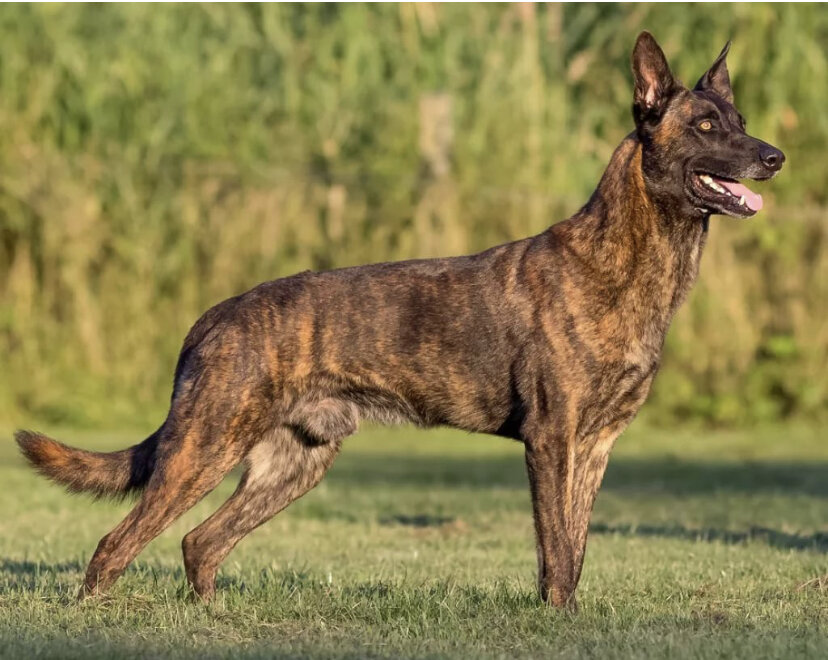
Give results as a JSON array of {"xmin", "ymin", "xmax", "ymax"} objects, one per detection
[{"xmin": 0, "ymin": 3, "xmax": 825, "ymax": 428}]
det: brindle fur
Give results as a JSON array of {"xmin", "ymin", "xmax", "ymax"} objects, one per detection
[{"xmin": 15, "ymin": 33, "xmax": 785, "ymax": 609}]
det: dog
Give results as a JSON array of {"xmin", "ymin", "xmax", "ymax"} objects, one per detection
[{"xmin": 16, "ymin": 32, "xmax": 784, "ymax": 609}]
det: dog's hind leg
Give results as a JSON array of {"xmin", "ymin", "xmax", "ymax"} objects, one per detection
[
  {"xmin": 79, "ymin": 415, "xmax": 250, "ymax": 598},
  {"xmin": 182, "ymin": 428, "xmax": 341, "ymax": 600}
]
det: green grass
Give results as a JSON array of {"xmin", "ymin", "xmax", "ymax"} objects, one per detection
[{"xmin": 0, "ymin": 423, "xmax": 826, "ymax": 659}]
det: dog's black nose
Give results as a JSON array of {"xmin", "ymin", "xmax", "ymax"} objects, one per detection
[{"xmin": 760, "ymin": 145, "xmax": 785, "ymax": 171}]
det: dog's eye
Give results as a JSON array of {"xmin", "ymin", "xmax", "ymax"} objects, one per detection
[{"xmin": 699, "ymin": 120, "xmax": 713, "ymax": 132}]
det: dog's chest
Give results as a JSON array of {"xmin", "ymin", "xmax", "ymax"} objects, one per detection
[{"xmin": 537, "ymin": 302, "xmax": 665, "ymax": 437}]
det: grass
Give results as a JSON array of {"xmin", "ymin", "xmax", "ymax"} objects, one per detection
[{"xmin": 0, "ymin": 423, "xmax": 825, "ymax": 659}]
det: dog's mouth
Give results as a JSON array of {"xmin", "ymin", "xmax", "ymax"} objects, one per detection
[{"xmin": 688, "ymin": 172, "xmax": 763, "ymax": 218}]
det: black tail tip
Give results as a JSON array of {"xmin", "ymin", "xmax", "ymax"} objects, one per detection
[{"xmin": 14, "ymin": 429, "xmax": 38, "ymax": 451}]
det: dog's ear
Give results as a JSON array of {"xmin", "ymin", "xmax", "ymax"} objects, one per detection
[
  {"xmin": 632, "ymin": 31, "xmax": 676, "ymax": 124},
  {"xmin": 694, "ymin": 41, "xmax": 734, "ymax": 104}
]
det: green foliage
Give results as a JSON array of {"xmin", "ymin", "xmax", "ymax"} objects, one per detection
[{"xmin": 0, "ymin": 4, "xmax": 825, "ymax": 427}]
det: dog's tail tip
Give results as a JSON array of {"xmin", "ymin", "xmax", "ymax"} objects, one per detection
[
  {"xmin": 14, "ymin": 428, "xmax": 158, "ymax": 499},
  {"xmin": 15, "ymin": 429, "xmax": 63, "ymax": 466}
]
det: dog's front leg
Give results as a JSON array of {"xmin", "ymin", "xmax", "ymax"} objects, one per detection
[
  {"xmin": 523, "ymin": 429, "xmax": 577, "ymax": 609},
  {"xmin": 569, "ymin": 421, "xmax": 627, "ymax": 589}
]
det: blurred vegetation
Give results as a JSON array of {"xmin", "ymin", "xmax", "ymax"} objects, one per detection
[{"xmin": 0, "ymin": 3, "xmax": 825, "ymax": 428}]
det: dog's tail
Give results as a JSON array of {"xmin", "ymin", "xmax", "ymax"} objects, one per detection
[{"xmin": 14, "ymin": 429, "xmax": 159, "ymax": 499}]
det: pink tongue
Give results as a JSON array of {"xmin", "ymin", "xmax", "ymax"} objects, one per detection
[{"xmin": 716, "ymin": 178, "xmax": 763, "ymax": 211}]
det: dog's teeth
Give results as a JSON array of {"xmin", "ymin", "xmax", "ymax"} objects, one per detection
[
  {"xmin": 739, "ymin": 195, "xmax": 745, "ymax": 206},
  {"xmin": 700, "ymin": 174, "xmax": 730, "ymax": 195}
]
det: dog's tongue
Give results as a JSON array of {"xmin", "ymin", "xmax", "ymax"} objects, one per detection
[{"xmin": 716, "ymin": 178, "xmax": 763, "ymax": 211}]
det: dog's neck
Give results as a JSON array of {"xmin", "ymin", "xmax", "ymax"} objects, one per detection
[{"xmin": 557, "ymin": 133, "xmax": 709, "ymax": 323}]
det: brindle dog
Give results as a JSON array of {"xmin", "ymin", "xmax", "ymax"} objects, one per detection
[{"xmin": 16, "ymin": 33, "xmax": 784, "ymax": 609}]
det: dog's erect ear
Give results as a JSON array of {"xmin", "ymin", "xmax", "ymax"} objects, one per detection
[
  {"xmin": 694, "ymin": 41, "xmax": 734, "ymax": 104},
  {"xmin": 632, "ymin": 31, "xmax": 676, "ymax": 123}
]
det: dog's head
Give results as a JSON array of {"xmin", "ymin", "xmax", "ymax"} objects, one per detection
[{"xmin": 631, "ymin": 32, "xmax": 784, "ymax": 218}]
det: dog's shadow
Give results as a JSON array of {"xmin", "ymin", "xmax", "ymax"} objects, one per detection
[
  {"xmin": 3, "ymin": 516, "xmax": 825, "ymax": 598},
  {"xmin": 589, "ymin": 522, "xmax": 828, "ymax": 553},
  {"xmin": 0, "ymin": 558, "xmax": 188, "ymax": 597},
  {"xmin": 0, "ymin": 558, "xmax": 85, "ymax": 597},
  {"xmin": 379, "ymin": 513, "xmax": 456, "ymax": 527},
  {"xmin": 0, "ymin": 558, "xmax": 86, "ymax": 576}
]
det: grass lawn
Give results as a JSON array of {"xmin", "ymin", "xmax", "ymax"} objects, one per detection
[{"xmin": 0, "ymin": 423, "xmax": 825, "ymax": 659}]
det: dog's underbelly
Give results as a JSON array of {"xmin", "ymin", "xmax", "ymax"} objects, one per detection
[
  {"xmin": 282, "ymin": 371, "xmax": 517, "ymax": 444},
  {"xmin": 279, "ymin": 351, "xmax": 658, "ymax": 447}
]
